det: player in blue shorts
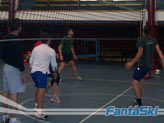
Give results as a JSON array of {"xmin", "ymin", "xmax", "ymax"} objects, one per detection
[
  {"xmin": 126, "ymin": 26, "xmax": 164, "ymax": 107},
  {"xmin": 30, "ymin": 32, "xmax": 58, "ymax": 119}
]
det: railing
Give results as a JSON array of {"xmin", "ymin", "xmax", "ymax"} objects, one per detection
[
  {"xmin": 0, "ymin": 0, "xmax": 147, "ymax": 11},
  {"xmin": 2, "ymin": 0, "xmax": 164, "ymax": 11}
]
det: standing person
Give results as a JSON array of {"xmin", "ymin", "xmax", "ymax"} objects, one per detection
[
  {"xmin": 125, "ymin": 26, "xmax": 164, "ymax": 107},
  {"xmin": 58, "ymin": 28, "xmax": 82, "ymax": 81},
  {"xmin": 30, "ymin": 32, "xmax": 58, "ymax": 119},
  {"xmin": 1, "ymin": 19, "xmax": 25, "ymax": 123},
  {"xmin": 33, "ymin": 39, "xmax": 62, "ymax": 104}
]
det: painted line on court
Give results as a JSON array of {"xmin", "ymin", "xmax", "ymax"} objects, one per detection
[
  {"xmin": 1, "ymin": 70, "xmax": 163, "ymax": 85},
  {"xmin": 20, "ymin": 92, "xmax": 164, "ymax": 123},
  {"xmin": 19, "ymin": 98, "xmax": 51, "ymax": 123},
  {"xmin": 21, "ymin": 93, "xmax": 164, "ymax": 104},
  {"xmin": 79, "ymin": 86, "xmax": 133, "ymax": 123},
  {"xmin": 63, "ymin": 76, "xmax": 164, "ymax": 86},
  {"xmin": 22, "ymin": 114, "xmax": 50, "ymax": 123}
]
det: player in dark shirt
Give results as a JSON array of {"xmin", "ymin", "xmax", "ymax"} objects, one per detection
[
  {"xmin": 1, "ymin": 19, "xmax": 25, "ymax": 123},
  {"xmin": 126, "ymin": 26, "xmax": 164, "ymax": 107}
]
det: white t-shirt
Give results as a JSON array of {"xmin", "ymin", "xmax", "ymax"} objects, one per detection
[{"xmin": 30, "ymin": 44, "xmax": 57, "ymax": 74}]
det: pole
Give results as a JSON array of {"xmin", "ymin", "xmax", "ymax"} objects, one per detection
[{"xmin": 8, "ymin": 0, "xmax": 16, "ymax": 33}]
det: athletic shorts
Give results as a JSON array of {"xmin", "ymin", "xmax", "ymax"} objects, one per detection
[
  {"xmin": 133, "ymin": 66, "xmax": 150, "ymax": 81},
  {"xmin": 3, "ymin": 64, "xmax": 25, "ymax": 93},
  {"xmin": 61, "ymin": 54, "xmax": 73, "ymax": 63},
  {"xmin": 31, "ymin": 71, "xmax": 49, "ymax": 89}
]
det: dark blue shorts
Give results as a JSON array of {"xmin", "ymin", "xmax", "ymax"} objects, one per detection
[
  {"xmin": 31, "ymin": 71, "xmax": 49, "ymax": 89},
  {"xmin": 133, "ymin": 66, "xmax": 150, "ymax": 81},
  {"xmin": 62, "ymin": 54, "xmax": 73, "ymax": 63}
]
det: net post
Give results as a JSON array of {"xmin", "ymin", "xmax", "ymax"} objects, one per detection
[
  {"xmin": 9, "ymin": 0, "xmax": 15, "ymax": 21},
  {"xmin": 18, "ymin": 0, "xmax": 21, "ymax": 10},
  {"xmin": 8, "ymin": 0, "xmax": 16, "ymax": 33},
  {"xmin": 144, "ymin": 0, "xmax": 156, "ymax": 79},
  {"xmin": 110, "ymin": 0, "xmax": 113, "ymax": 10},
  {"xmin": 78, "ymin": 0, "xmax": 80, "ymax": 10},
  {"xmin": 47, "ymin": 0, "xmax": 50, "ymax": 10}
]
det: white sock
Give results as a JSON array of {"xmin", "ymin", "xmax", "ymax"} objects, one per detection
[{"xmin": 10, "ymin": 118, "xmax": 17, "ymax": 122}]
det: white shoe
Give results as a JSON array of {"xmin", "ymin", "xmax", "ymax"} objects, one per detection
[
  {"xmin": 60, "ymin": 78, "xmax": 63, "ymax": 82},
  {"xmin": 76, "ymin": 76, "xmax": 82, "ymax": 81},
  {"xmin": 51, "ymin": 96, "xmax": 62, "ymax": 103},
  {"xmin": 34, "ymin": 108, "xmax": 48, "ymax": 120}
]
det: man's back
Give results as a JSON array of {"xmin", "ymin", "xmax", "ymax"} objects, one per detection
[
  {"xmin": 30, "ymin": 44, "xmax": 57, "ymax": 74},
  {"xmin": 137, "ymin": 35, "xmax": 158, "ymax": 68},
  {"xmin": 1, "ymin": 34, "xmax": 24, "ymax": 71}
]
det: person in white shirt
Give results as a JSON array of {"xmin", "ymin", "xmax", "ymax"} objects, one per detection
[{"xmin": 30, "ymin": 32, "xmax": 57, "ymax": 120}]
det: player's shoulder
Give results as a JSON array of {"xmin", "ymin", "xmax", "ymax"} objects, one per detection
[
  {"xmin": 62, "ymin": 36, "xmax": 68, "ymax": 40},
  {"xmin": 149, "ymin": 36, "xmax": 157, "ymax": 41},
  {"xmin": 137, "ymin": 37, "xmax": 144, "ymax": 42},
  {"xmin": 48, "ymin": 46, "xmax": 56, "ymax": 54},
  {"xmin": 32, "ymin": 44, "xmax": 43, "ymax": 52}
]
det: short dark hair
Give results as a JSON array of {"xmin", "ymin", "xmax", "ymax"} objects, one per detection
[
  {"xmin": 9, "ymin": 18, "xmax": 21, "ymax": 32},
  {"xmin": 144, "ymin": 25, "xmax": 151, "ymax": 35},
  {"xmin": 67, "ymin": 28, "xmax": 73, "ymax": 34},
  {"xmin": 40, "ymin": 32, "xmax": 51, "ymax": 44}
]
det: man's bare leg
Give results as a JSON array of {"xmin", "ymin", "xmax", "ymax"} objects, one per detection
[
  {"xmin": 53, "ymin": 83, "xmax": 58, "ymax": 97},
  {"xmin": 132, "ymin": 79, "xmax": 142, "ymax": 106},
  {"xmin": 10, "ymin": 93, "xmax": 19, "ymax": 118},
  {"xmin": 70, "ymin": 61, "xmax": 78, "ymax": 77},
  {"xmin": 37, "ymin": 88, "xmax": 46, "ymax": 109},
  {"xmin": 58, "ymin": 62, "xmax": 65, "ymax": 74},
  {"xmin": 138, "ymin": 81, "xmax": 143, "ymax": 97},
  {"xmin": 51, "ymin": 83, "xmax": 62, "ymax": 103},
  {"xmin": 35, "ymin": 88, "xmax": 39, "ymax": 107},
  {"xmin": 2, "ymin": 91, "xmax": 10, "ymax": 115}
]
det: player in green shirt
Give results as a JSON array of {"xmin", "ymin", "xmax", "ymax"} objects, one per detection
[
  {"xmin": 126, "ymin": 26, "xmax": 164, "ymax": 107},
  {"xmin": 58, "ymin": 28, "xmax": 82, "ymax": 81}
]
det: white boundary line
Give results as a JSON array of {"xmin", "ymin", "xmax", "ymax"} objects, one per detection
[{"xmin": 79, "ymin": 86, "xmax": 132, "ymax": 123}]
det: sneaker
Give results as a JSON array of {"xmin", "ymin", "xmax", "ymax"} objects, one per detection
[
  {"xmin": 76, "ymin": 76, "xmax": 82, "ymax": 81},
  {"xmin": 34, "ymin": 109, "xmax": 48, "ymax": 120},
  {"xmin": 51, "ymin": 96, "xmax": 62, "ymax": 103},
  {"xmin": 9, "ymin": 118, "xmax": 21, "ymax": 123},
  {"xmin": 132, "ymin": 101, "xmax": 141, "ymax": 108},
  {"xmin": 60, "ymin": 78, "xmax": 63, "ymax": 82}
]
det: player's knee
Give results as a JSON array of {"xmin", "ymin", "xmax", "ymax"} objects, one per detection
[
  {"xmin": 61, "ymin": 63, "xmax": 65, "ymax": 67},
  {"xmin": 132, "ymin": 79, "xmax": 138, "ymax": 86},
  {"xmin": 70, "ymin": 61, "xmax": 75, "ymax": 66},
  {"xmin": 39, "ymin": 89, "xmax": 46, "ymax": 95}
]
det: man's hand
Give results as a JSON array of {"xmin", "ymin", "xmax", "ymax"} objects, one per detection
[
  {"xmin": 60, "ymin": 56, "xmax": 63, "ymax": 61},
  {"xmin": 56, "ymin": 54, "xmax": 59, "ymax": 59},
  {"xmin": 125, "ymin": 62, "xmax": 133, "ymax": 69},
  {"xmin": 22, "ymin": 71, "xmax": 26, "ymax": 84},
  {"xmin": 73, "ymin": 55, "xmax": 77, "ymax": 61}
]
